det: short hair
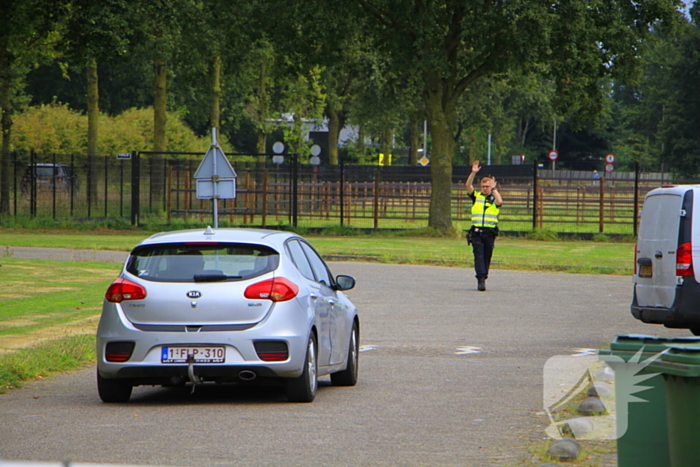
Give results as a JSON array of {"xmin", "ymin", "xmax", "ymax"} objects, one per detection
[{"xmin": 480, "ymin": 175, "xmax": 494, "ymax": 183}]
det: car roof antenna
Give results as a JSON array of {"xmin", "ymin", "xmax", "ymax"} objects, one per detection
[{"xmin": 204, "ymin": 226, "xmax": 215, "ymax": 236}]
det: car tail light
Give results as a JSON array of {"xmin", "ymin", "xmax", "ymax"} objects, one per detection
[
  {"xmin": 677, "ymin": 243, "xmax": 694, "ymax": 276},
  {"xmin": 244, "ymin": 277, "xmax": 298, "ymax": 302},
  {"xmin": 254, "ymin": 341, "xmax": 289, "ymax": 362},
  {"xmin": 105, "ymin": 341, "xmax": 135, "ymax": 362},
  {"xmin": 105, "ymin": 278, "xmax": 147, "ymax": 303}
]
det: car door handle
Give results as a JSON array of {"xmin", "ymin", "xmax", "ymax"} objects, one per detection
[
  {"xmin": 654, "ymin": 251, "xmax": 663, "ymax": 259},
  {"xmin": 310, "ymin": 293, "xmax": 319, "ymax": 300},
  {"xmin": 328, "ymin": 299, "xmax": 337, "ymax": 306}
]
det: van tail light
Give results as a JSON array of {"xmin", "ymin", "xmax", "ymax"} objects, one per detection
[
  {"xmin": 244, "ymin": 277, "xmax": 298, "ymax": 302},
  {"xmin": 677, "ymin": 243, "xmax": 694, "ymax": 276},
  {"xmin": 105, "ymin": 278, "xmax": 147, "ymax": 303}
]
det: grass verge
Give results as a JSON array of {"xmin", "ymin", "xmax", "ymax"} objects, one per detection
[{"xmin": 0, "ymin": 334, "xmax": 95, "ymax": 394}]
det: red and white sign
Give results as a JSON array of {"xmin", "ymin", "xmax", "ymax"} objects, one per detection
[
  {"xmin": 548, "ymin": 150, "xmax": 559, "ymax": 161},
  {"xmin": 605, "ymin": 163, "xmax": 614, "ymax": 173},
  {"xmin": 605, "ymin": 154, "xmax": 615, "ymax": 163}
]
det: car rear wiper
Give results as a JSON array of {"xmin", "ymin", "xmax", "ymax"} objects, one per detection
[{"xmin": 194, "ymin": 273, "xmax": 242, "ymax": 282}]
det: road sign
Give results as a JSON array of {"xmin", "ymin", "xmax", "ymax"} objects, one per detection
[
  {"xmin": 605, "ymin": 163, "xmax": 614, "ymax": 173},
  {"xmin": 548, "ymin": 150, "xmax": 558, "ymax": 161},
  {"xmin": 194, "ymin": 141, "xmax": 237, "ymax": 200},
  {"xmin": 605, "ymin": 154, "xmax": 615, "ymax": 163},
  {"xmin": 419, "ymin": 156, "xmax": 429, "ymax": 166},
  {"xmin": 117, "ymin": 153, "xmax": 131, "ymax": 160},
  {"xmin": 194, "ymin": 145, "xmax": 236, "ymax": 180}
]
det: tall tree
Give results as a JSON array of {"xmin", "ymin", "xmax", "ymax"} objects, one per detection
[
  {"xmin": 0, "ymin": 0, "xmax": 68, "ymax": 215},
  {"xmin": 62, "ymin": 0, "xmax": 133, "ymax": 208},
  {"xmin": 354, "ymin": 0, "xmax": 681, "ymax": 234}
]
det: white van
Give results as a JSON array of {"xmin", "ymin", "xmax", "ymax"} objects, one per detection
[{"xmin": 631, "ymin": 185, "xmax": 700, "ymax": 334}]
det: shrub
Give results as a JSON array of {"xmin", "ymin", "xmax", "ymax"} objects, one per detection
[{"xmin": 11, "ymin": 104, "xmax": 226, "ymax": 155}]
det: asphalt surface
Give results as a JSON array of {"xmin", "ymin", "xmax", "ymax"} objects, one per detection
[{"xmin": 0, "ymin": 247, "xmax": 689, "ymax": 466}]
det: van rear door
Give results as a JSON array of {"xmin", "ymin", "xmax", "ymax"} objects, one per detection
[{"xmin": 635, "ymin": 190, "xmax": 686, "ymax": 309}]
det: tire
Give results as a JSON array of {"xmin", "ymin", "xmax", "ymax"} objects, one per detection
[
  {"xmin": 331, "ymin": 322, "xmax": 359, "ymax": 387},
  {"xmin": 97, "ymin": 370, "xmax": 133, "ymax": 403},
  {"xmin": 285, "ymin": 334, "xmax": 318, "ymax": 403}
]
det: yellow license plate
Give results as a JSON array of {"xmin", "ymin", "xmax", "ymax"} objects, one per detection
[{"xmin": 639, "ymin": 265, "xmax": 652, "ymax": 278}]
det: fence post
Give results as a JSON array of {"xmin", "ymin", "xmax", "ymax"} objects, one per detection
[
  {"xmin": 130, "ymin": 151, "xmax": 140, "ymax": 226},
  {"xmin": 262, "ymin": 168, "xmax": 268, "ymax": 226},
  {"xmin": 340, "ymin": 161, "xmax": 345, "ymax": 226},
  {"xmin": 104, "ymin": 155, "xmax": 109, "ymax": 218},
  {"xmin": 52, "ymin": 152, "xmax": 57, "ymax": 219},
  {"xmin": 166, "ymin": 166, "xmax": 173, "ymax": 224},
  {"xmin": 532, "ymin": 163, "xmax": 538, "ymax": 230},
  {"xmin": 599, "ymin": 176, "xmax": 605, "ymax": 233},
  {"xmin": 374, "ymin": 170, "xmax": 380, "ymax": 229}
]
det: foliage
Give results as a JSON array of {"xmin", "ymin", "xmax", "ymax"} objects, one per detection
[{"xmin": 11, "ymin": 104, "xmax": 222, "ymax": 154}]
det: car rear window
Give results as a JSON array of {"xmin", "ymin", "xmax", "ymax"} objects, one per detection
[{"xmin": 126, "ymin": 242, "xmax": 279, "ymax": 282}]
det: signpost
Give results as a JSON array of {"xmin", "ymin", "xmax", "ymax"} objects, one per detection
[
  {"xmin": 193, "ymin": 128, "xmax": 237, "ymax": 228},
  {"xmin": 548, "ymin": 150, "xmax": 558, "ymax": 171}
]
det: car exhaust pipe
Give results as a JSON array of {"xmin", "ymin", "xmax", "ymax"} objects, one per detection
[{"xmin": 238, "ymin": 370, "xmax": 257, "ymax": 381}]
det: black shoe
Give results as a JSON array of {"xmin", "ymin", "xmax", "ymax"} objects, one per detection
[{"xmin": 477, "ymin": 278, "xmax": 486, "ymax": 291}]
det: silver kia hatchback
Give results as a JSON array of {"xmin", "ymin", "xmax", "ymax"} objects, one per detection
[{"xmin": 96, "ymin": 227, "xmax": 358, "ymax": 403}]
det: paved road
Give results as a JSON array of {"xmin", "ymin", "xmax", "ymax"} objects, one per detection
[{"xmin": 0, "ymin": 249, "xmax": 688, "ymax": 466}]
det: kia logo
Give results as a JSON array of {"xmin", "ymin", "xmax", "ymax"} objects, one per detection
[{"xmin": 186, "ymin": 291, "xmax": 202, "ymax": 299}]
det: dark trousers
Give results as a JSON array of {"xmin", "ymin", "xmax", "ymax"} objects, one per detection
[{"xmin": 470, "ymin": 230, "xmax": 495, "ymax": 279}]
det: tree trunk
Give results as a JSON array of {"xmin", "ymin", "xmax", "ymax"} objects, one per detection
[
  {"xmin": 409, "ymin": 115, "xmax": 419, "ymax": 166},
  {"xmin": 210, "ymin": 56, "xmax": 221, "ymax": 132},
  {"xmin": 326, "ymin": 101, "xmax": 340, "ymax": 165},
  {"xmin": 424, "ymin": 75, "xmax": 457, "ymax": 235},
  {"xmin": 151, "ymin": 58, "xmax": 167, "ymax": 206},
  {"xmin": 381, "ymin": 127, "xmax": 392, "ymax": 165},
  {"xmin": 0, "ymin": 48, "xmax": 13, "ymax": 215},
  {"xmin": 357, "ymin": 126, "xmax": 365, "ymax": 159},
  {"xmin": 86, "ymin": 58, "xmax": 100, "ymax": 209}
]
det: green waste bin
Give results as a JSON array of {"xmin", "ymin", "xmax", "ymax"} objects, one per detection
[
  {"xmin": 646, "ymin": 344, "xmax": 700, "ymax": 467},
  {"xmin": 599, "ymin": 334, "xmax": 700, "ymax": 467}
]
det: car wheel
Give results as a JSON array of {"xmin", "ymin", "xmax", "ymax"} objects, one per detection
[
  {"xmin": 285, "ymin": 334, "xmax": 317, "ymax": 403},
  {"xmin": 97, "ymin": 370, "xmax": 133, "ymax": 403},
  {"xmin": 331, "ymin": 322, "xmax": 359, "ymax": 387}
]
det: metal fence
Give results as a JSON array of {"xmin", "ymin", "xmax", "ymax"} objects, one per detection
[{"xmin": 3, "ymin": 151, "xmax": 682, "ymax": 234}]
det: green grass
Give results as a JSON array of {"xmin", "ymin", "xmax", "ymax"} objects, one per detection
[
  {"xmin": 0, "ymin": 335, "xmax": 96, "ymax": 393},
  {"xmin": 0, "ymin": 258, "xmax": 120, "ymax": 336},
  {"xmin": 0, "ymin": 228, "xmax": 636, "ymax": 275}
]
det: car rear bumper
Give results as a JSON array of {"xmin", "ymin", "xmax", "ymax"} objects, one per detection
[{"xmin": 97, "ymin": 302, "xmax": 311, "ymax": 383}]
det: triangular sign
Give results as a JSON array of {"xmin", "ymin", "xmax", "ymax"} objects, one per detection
[{"xmin": 194, "ymin": 145, "xmax": 237, "ymax": 179}]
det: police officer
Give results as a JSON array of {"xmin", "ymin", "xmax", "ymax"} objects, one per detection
[{"xmin": 465, "ymin": 160, "xmax": 502, "ymax": 291}]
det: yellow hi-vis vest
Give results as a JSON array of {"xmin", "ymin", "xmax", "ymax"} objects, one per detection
[{"xmin": 471, "ymin": 192, "xmax": 500, "ymax": 228}]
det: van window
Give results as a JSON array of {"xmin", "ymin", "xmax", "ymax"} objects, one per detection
[{"xmin": 639, "ymin": 194, "xmax": 683, "ymax": 241}]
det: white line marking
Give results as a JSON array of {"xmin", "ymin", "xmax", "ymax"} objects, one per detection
[
  {"xmin": 571, "ymin": 348, "xmax": 598, "ymax": 357},
  {"xmin": 359, "ymin": 345, "xmax": 377, "ymax": 353},
  {"xmin": 455, "ymin": 346, "xmax": 482, "ymax": 355}
]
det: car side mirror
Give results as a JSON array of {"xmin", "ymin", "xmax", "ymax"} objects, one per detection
[{"xmin": 334, "ymin": 275, "xmax": 356, "ymax": 291}]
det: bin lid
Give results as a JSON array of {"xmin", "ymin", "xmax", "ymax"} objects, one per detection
[
  {"xmin": 648, "ymin": 345, "xmax": 700, "ymax": 377},
  {"xmin": 608, "ymin": 334, "xmax": 700, "ymax": 353}
]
